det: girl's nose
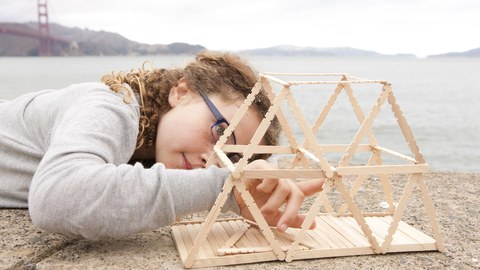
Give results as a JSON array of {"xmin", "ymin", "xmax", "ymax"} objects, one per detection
[{"xmin": 200, "ymin": 148, "xmax": 220, "ymax": 168}]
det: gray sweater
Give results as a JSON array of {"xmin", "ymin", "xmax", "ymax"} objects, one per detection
[{"xmin": 0, "ymin": 82, "xmax": 237, "ymax": 240}]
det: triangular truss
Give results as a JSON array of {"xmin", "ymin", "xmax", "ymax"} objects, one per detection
[{"xmin": 171, "ymin": 73, "xmax": 445, "ymax": 268}]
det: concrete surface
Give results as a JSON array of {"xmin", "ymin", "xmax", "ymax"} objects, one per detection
[{"xmin": 1, "ymin": 172, "xmax": 479, "ymax": 269}]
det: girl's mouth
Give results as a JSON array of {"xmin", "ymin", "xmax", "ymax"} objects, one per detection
[{"xmin": 182, "ymin": 154, "xmax": 193, "ymax": 170}]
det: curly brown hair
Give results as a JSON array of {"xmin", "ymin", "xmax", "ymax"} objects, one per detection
[{"xmin": 101, "ymin": 50, "xmax": 280, "ymax": 160}]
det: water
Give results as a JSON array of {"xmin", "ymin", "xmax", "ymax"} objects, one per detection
[{"xmin": 0, "ymin": 55, "xmax": 478, "ymax": 172}]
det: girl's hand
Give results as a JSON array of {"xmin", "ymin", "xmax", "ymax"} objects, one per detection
[{"xmin": 233, "ymin": 160, "xmax": 325, "ymax": 232}]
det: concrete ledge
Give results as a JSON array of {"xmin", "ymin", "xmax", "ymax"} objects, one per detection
[{"xmin": 2, "ymin": 172, "xmax": 479, "ymax": 269}]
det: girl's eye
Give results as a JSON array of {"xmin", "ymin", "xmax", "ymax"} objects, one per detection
[
  {"xmin": 210, "ymin": 122, "xmax": 235, "ymax": 144},
  {"xmin": 211, "ymin": 124, "xmax": 227, "ymax": 141},
  {"xmin": 216, "ymin": 126, "xmax": 225, "ymax": 138},
  {"xmin": 227, "ymin": 153, "xmax": 242, "ymax": 163}
]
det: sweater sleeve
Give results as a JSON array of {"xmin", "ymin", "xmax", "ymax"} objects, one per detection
[{"xmin": 28, "ymin": 87, "xmax": 238, "ymax": 240}]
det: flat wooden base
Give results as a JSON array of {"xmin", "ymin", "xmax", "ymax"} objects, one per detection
[{"xmin": 171, "ymin": 215, "xmax": 439, "ymax": 268}]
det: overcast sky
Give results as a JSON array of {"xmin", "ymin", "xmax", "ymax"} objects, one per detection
[{"xmin": 1, "ymin": 0, "xmax": 479, "ymax": 57}]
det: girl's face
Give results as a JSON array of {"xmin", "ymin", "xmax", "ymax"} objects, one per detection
[{"xmin": 155, "ymin": 80, "xmax": 262, "ymax": 169}]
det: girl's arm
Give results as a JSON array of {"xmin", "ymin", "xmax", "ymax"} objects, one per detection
[{"xmin": 28, "ymin": 88, "xmax": 237, "ymax": 240}]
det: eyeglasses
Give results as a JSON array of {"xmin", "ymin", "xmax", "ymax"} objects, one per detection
[{"xmin": 197, "ymin": 88, "xmax": 242, "ymax": 163}]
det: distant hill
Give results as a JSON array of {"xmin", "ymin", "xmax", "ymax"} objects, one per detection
[
  {"xmin": 240, "ymin": 45, "xmax": 416, "ymax": 58},
  {"xmin": 0, "ymin": 22, "xmax": 205, "ymax": 56},
  {"xmin": 428, "ymin": 47, "xmax": 480, "ymax": 58},
  {"xmin": 1, "ymin": 22, "xmax": 478, "ymax": 58}
]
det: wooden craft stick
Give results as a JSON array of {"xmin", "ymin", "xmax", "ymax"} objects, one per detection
[
  {"xmin": 373, "ymin": 150, "xmax": 396, "ymax": 212},
  {"xmin": 297, "ymin": 147, "xmax": 320, "ymax": 163},
  {"xmin": 320, "ymin": 216, "xmax": 356, "ymax": 248},
  {"xmin": 334, "ymin": 175, "xmax": 382, "ymax": 253},
  {"xmin": 416, "ymin": 174, "xmax": 446, "ymax": 251},
  {"xmin": 244, "ymin": 219, "xmax": 316, "ymax": 249},
  {"xmin": 218, "ymin": 80, "xmax": 263, "ymax": 147},
  {"xmin": 184, "ymin": 177, "xmax": 235, "ymax": 267},
  {"xmin": 261, "ymin": 72, "xmax": 347, "ymax": 76},
  {"xmin": 217, "ymin": 245, "xmax": 307, "ymax": 256},
  {"xmin": 260, "ymin": 77, "xmax": 309, "ymax": 168},
  {"xmin": 310, "ymin": 81, "xmax": 344, "ymax": 134},
  {"xmin": 374, "ymin": 146, "xmax": 417, "ymax": 163},
  {"xmin": 186, "ymin": 224, "xmax": 211, "ymax": 258},
  {"xmin": 214, "ymin": 145, "xmax": 235, "ymax": 172},
  {"xmin": 242, "ymin": 168, "xmax": 327, "ymax": 179},
  {"xmin": 171, "ymin": 225, "xmax": 188, "ymax": 260},
  {"xmin": 232, "ymin": 85, "xmax": 289, "ymax": 179},
  {"xmin": 261, "ymin": 74, "xmax": 290, "ymax": 86},
  {"xmin": 346, "ymin": 75, "xmax": 382, "ymax": 81},
  {"xmin": 380, "ymin": 173, "xmax": 418, "ymax": 253},
  {"xmin": 284, "ymin": 87, "xmax": 333, "ymax": 177},
  {"xmin": 261, "ymin": 77, "xmax": 300, "ymax": 151},
  {"xmin": 338, "ymin": 83, "xmax": 391, "ymax": 167},
  {"xmin": 219, "ymin": 222, "xmax": 250, "ymax": 249},
  {"xmin": 285, "ymin": 180, "xmax": 332, "ymax": 262},
  {"xmin": 234, "ymin": 179, "xmax": 286, "ymax": 260},
  {"xmin": 337, "ymin": 154, "xmax": 377, "ymax": 214},
  {"xmin": 276, "ymin": 230, "xmax": 316, "ymax": 249},
  {"xmin": 342, "ymin": 81, "xmax": 377, "ymax": 146},
  {"xmin": 387, "ymin": 89, "xmax": 426, "ymax": 163},
  {"xmin": 288, "ymin": 80, "xmax": 388, "ymax": 85},
  {"xmin": 336, "ymin": 164, "xmax": 429, "ymax": 175},
  {"xmin": 227, "ymin": 220, "xmax": 253, "ymax": 248},
  {"xmin": 221, "ymin": 145, "xmax": 292, "ymax": 154},
  {"xmin": 211, "ymin": 223, "xmax": 229, "ymax": 255},
  {"xmin": 336, "ymin": 212, "xmax": 394, "ymax": 217}
]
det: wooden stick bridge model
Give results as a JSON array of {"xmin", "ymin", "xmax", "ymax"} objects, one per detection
[{"xmin": 171, "ymin": 73, "xmax": 445, "ymax": 268}]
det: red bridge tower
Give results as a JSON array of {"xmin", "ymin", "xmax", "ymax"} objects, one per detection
[{"xmin": 37, "ymin": 0, "xmax": 51, "ymax": 56}]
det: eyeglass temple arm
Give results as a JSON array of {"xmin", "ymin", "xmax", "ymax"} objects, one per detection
[{"xmin": 197, "ymin": 88, "xmax": 229, "ymax": 124}]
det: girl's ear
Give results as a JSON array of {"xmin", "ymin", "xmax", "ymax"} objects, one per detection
[{"xmin": 168, "ymin": 78, "xmax": 193, "ymax": 107}]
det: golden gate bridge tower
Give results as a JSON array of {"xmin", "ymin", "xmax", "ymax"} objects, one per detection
[
  {"xmin": 0, "ymin": 0, "xmax": 70, "ymax": 56},
  {"xmin": 37, "ymin": 0, "xmax": 51, "ymax": 56}
]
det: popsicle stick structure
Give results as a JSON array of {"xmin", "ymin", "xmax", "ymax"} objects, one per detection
[{"xmin": 171, "ymin": 73, "xmax": 444, "ymax": 268}]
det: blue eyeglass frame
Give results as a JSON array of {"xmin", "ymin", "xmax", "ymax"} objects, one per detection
[{"xmin": 197, "ymin": 88, "xmax": 237, "ymax": 145}]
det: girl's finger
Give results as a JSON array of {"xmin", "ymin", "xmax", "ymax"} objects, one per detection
[
  {"xmin": 256, "ymin": 177, "xmax": 279, "ymax": 194},
  {"xmin": 282, "ymin": 214, "xmax": 316, "ymax": 230},
  {"xmin": 297, "ymin": 178, "xmax": 325, "ymax": 196},
  {"xmin": 275, "ymin": 180, "xmax": 305, "ymax": 231},
  {"xmin": 259, "ymin": 178, "xmax": 290, "ymax": 213}
]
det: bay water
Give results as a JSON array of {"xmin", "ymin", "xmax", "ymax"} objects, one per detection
[{"xmin": 0, "ymin": 55, "xmax": 478, "ymax": 172}]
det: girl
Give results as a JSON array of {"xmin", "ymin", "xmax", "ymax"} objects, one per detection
[{"xmin": 0, "ymin": 51, "xmax": 321, "ymax": 240}]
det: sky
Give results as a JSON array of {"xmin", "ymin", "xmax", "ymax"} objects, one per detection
[{"xmin": 1, "ymin": 0, "xmax": 479, "ymax": 57}]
